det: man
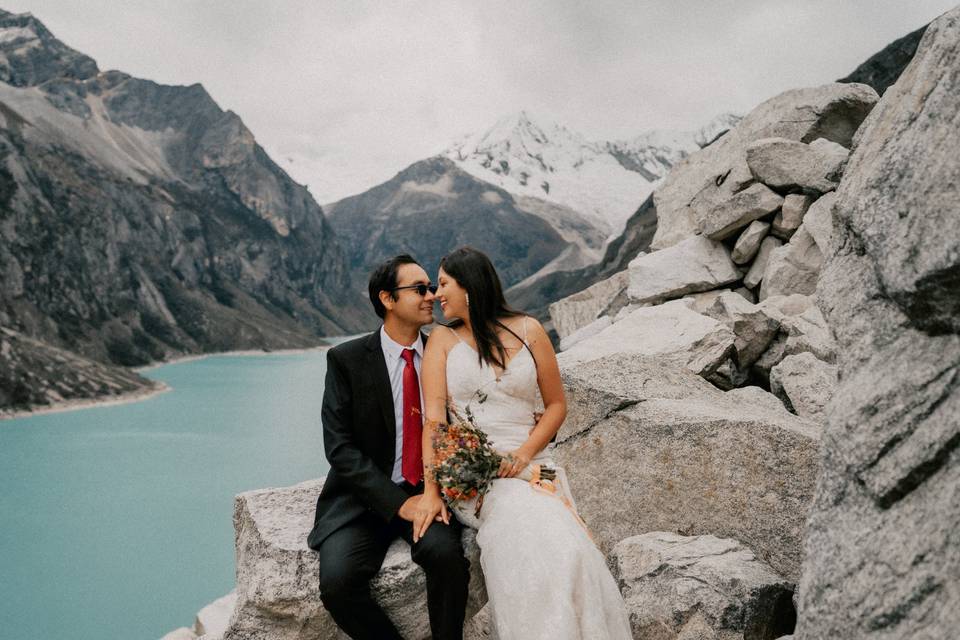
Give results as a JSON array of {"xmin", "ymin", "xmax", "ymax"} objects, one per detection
[{"xmin": 307, "ymin": 255, "xmax": 470, "ymax": 640}]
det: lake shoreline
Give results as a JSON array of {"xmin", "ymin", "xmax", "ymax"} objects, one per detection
[
  {"xmin": 2, "ymin": 345, "xmax": 338, "ymax": 422},
  {"xmin": 0, "ymin": 380, "xmax": 173, "ymax": 422}
]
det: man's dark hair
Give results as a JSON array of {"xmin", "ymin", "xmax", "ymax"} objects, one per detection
[{"xmin": 368, "ymin": 254, "xmax": 421, "ymax": 319}]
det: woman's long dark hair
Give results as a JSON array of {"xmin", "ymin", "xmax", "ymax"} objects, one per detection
[{"xmin": 440, "ymin": 246, "xmax": 529, "ymax": 370}]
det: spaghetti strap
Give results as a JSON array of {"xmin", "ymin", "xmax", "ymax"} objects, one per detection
[
  {"xmin": 522, "ymin": 316, "xmax": 528, "ymax": 341},
  {"xmin": 446, "ymin": 325, "xmax": 465, "ymax": 343}
]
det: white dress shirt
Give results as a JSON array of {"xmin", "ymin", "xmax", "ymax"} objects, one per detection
[{"xmin": 379, "ymin": 325, "xmax": 425, "ymax": 483}]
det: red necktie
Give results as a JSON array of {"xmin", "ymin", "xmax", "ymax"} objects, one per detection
[{"xmin": 400, "ymin": 349, "xmax": 423, "ymax": 485}]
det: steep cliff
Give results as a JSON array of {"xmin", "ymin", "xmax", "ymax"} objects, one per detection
[{"xmin": 0, "ymin": 10, "xmax": 366, "ymax": 372}]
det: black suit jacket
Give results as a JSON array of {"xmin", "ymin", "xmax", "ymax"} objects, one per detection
[{"xmin": 307, "ymin": 329, "xmax": 428, "ymax": 550}]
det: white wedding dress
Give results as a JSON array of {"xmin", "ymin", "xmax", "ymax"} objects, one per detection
[{"xmin": 444, "ymin": 322, "xmax": 633, "ymax": 640}]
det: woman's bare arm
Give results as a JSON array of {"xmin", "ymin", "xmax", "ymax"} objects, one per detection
[{"xmin": 503, "ymin": 317, "xmax": 567, "ymax": 476}]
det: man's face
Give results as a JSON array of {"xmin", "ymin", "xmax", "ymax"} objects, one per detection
[{"xmin": 382, "ymin": 263, "xmax": 435, "ymax": 327}]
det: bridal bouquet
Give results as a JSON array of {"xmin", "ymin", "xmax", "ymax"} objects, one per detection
[{"xmin": 428, "ymin": 404, "xmax": 555, "ymax": 515}]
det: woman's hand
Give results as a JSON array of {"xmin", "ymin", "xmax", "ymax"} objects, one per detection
[
  {"xmin": 499, "ymin": 447, "xmax": 534, "ymax": 478},
  {"xmin": 413, "ymin": 491, "xmax": 450, "ymax": 543}
]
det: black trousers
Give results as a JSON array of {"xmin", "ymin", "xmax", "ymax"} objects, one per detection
[{"xmin": 316, "ymin": 486, "xmax": 470, "ymax": 640}]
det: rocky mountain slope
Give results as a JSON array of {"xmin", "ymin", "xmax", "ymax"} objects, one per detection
[
  {"xmin": 838, "ymin": 24, "xmax": 928, "ymax": 95},
  {"xmin": 0, "ymin": 10, "xmax": 367, "ymax": 380},
  {"xmin": 0, "ymin": 325, "xmax": 164, "ymax": 416},
  {"xmin": 444, "ymin": 110, "xmax": 740, "ymax": 237},
  {"xmin": 326, "ymin": 157, "xmax": 583, "ymax": 293}
]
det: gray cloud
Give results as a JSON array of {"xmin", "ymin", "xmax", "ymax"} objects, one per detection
[{"xmin": 5, "ymin": 0, "xmax": 954, "ymax": 201}]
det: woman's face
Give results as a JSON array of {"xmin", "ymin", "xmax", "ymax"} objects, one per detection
[{"xmin": 437, "ymin": 267, "xmax": 468, "ymax": 321}]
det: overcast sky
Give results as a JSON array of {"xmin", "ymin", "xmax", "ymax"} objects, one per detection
[{"xmin": 5, "ymin": 1, "xmax": 955, "ymax": 202}]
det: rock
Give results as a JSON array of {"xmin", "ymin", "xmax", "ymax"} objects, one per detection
[
  {"xmin": 731, "ymin": 220, "xmax": 771, "ymax": 264},
  {"xmin": 610, "ymin": 532, "xmax": 797, "ymax": 640},
  {"xmin": 703, "ymin": 291, "xmax": 781, "ymax": 367},
  {"xmin": 557, "ymin": 299, "xmax": 737, "ymax": 379},
  {"xmin": 725, "ymin": 385, "xmax": 794, "ymax": 414},
  {"xmin": 771, "ymin": 194, "xmax": 814, "ymax": 239},
  {"xmin": 548, "ymin": 270, "xmax": 629, "ymax": 339},
  {"xmin": 555, "ymin": 353, "xmax": 820, "ymax": 581},
  {"xmin": 652, "ymin": 83, "xmax": 878, "ymax": 251},
  {"xmin": 745, "ymin": 138, "xmax": 841, "ymax": 194},
  {"xmin": 734, "ymin": 287, "xmax": 757, "ymax": 303},
  {"xmin": 800, "ymin": 192, "xmax": 836, "ymax": 255},
  {"xmin": 808, "ymin": 138, "xmax": 849, "ymax": 178},
  {"xmin": 770, "ymin": 353, "xmax": 839, "ymax": 422},
  {"xmin": 796, "ymin": 10, "xmax": 960, "ymax": 638},
  {"xmin": 558, "ymin": 315, "xmax": 612, "ymax": 351},
  {"xmin": 222, "ymin": 479, "xmax": 486, "ymax": 640},
  {"xmin": 627, "ymin": 236, "xmax": 742, "ymax": 304},
  {"xmin": 161, "ymin": 628, "xmax": 197, "ymax": 640},
  {"xmin": 681, "ymin": 289, "xmax": 731, "ymax": 313},
  {"xmin": 759, "ymin": 227, "xmax": 823, "ymax": 301},
  {"xmin": 744, "ymin": 236, "xmax": 784, "ymax": 289},
  {"xmin": 196, "ymin": 591, "xmax": 236, "ymax": 639},
  {"xmin": 463, "ymin": 604, "xmax": 493, "ymax": 639},
  {"xmin": 752, "ymin": 301, "xmax": 837, "ymax": 384},
  {"xmin": 694, "ymin": 182, "xmax": 784, "ymax": 240},
  {"xmin": 757, "ymin": 293, "xmax": 815, "ymax": 319}
]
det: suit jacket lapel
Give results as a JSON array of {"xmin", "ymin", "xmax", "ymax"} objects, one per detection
[{"xmin": 366, "ymin": 330, "xmax": 396, "ymax": 441}]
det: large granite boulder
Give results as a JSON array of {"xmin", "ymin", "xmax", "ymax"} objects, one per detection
[
  {"xmin": 610, "ymin": 532, "xmax": 796, "ymax": 640},
  {"xmin": 693, "ymin": 182, "xmax": 784, "ymax": 240},
  {"xmin": 557, "ymin": 299, "xmax": 737, "ymax": 379},
  {"xmin": 745, "ymin": 137, "xmax": 847, "ymax": 195},
  {"xmin": 652, "ymin": 83, "xmax": 878, "ymax": 250},
  {"xmin": 627, "ymin": 236, "xmax": 742, "ymax": 304},
  {"xmin": 221, "ymin": 479, "xmax": 486, "ymax": 640},
  {"xmin": 555, "ymin": 353, "xmax": 820, "ymax": 581},
  {"xmin": 796, "ymin": 9, "xmax": 960, "ymax": 638},
  {"xmin": 548, "ymin": 270, "xmax": 629, "ymax": 340}
]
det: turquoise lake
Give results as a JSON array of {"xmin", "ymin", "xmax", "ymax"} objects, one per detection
[{"xmin": 0, "ymin": 347, "xmax": 343, "ymax": 640}]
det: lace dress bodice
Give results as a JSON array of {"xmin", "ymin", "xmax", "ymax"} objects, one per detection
[{"xmin": 446, "ymin": 336, "xmax": 550, "ymax": 462}]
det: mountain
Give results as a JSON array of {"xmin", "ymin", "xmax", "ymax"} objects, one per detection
[
  {"xmin": 0, "ymin": 10, "xmax": 367, "ymax": 373},
  {"xmin": 326, "ymin": 157, "xmax": 580, "ymax": 296},
  {"xmin": 443, "ymin": 110, "xmax": 741, "ymax": 237},
  {"xmin": 839, "ymin": 24, "xmax": 928, "ymax": 95}
]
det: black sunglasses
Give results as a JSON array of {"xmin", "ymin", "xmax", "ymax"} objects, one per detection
[{"xmin": 390, "ymin": 283, "xmax": 438, "ymax": 296}]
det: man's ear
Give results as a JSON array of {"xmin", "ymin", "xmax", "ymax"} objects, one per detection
[{"xmin": 379, "ymin": 289, "xmax": 395, "ymax": 313}]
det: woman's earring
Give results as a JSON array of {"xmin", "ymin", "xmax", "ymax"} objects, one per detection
[{"xmin": 465, "ymin": 293, "xmax": 470, "ymax": 307}]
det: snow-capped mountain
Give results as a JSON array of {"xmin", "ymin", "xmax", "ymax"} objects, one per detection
[{"xmin": 443, "ymin": 111, "xmax": 741, "ymax": 237}]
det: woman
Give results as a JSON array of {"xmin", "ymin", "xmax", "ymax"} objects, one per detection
[{"xmin": 418, "ymin": 246, "xmax": 632, "ymax": 640}]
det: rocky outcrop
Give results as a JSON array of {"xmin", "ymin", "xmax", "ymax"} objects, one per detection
[
  {"xmin": 796, "ymin": 9, "xmax": 960, "ymax": 639},
  {"xmin": 610, "ymin": 532, "xmax": 796, "ymax": 639},
  {"xmin": 548, "ymin": 270, "xmax": 628, "ymax": 339},
  {"xmin": 0, "ymin": 325, "xmax": 163, "ymax": 416},
  {"xmin": 626, "ymin": 236, "xmax": 742, "ymax": 304},
  {"xmin": 554, "ymin": 353, "xmax": 820, "ymax": 581},
  {"xmin": 651, "ymin": 83, "xmax": 878, "ymax": 251},
  {"xmin": 557, "ymin": 300, "xmax": 737, "ymax": 378},
  {"xmin": 0, "ymin": 10, "xmax": 368, "ymax": 414},
  {"xmin": 219, "ymin": 479, "xmax": 486, "ymax": 640}
]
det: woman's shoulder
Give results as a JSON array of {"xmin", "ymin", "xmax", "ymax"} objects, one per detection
[{"xmin": 425, "ymin": 324, "xmax": 461, "ymax": 352}]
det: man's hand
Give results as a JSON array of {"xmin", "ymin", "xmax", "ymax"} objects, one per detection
[{"xmin": 399, "ymin": 493, "xmax": 449, "ymax": 542}]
